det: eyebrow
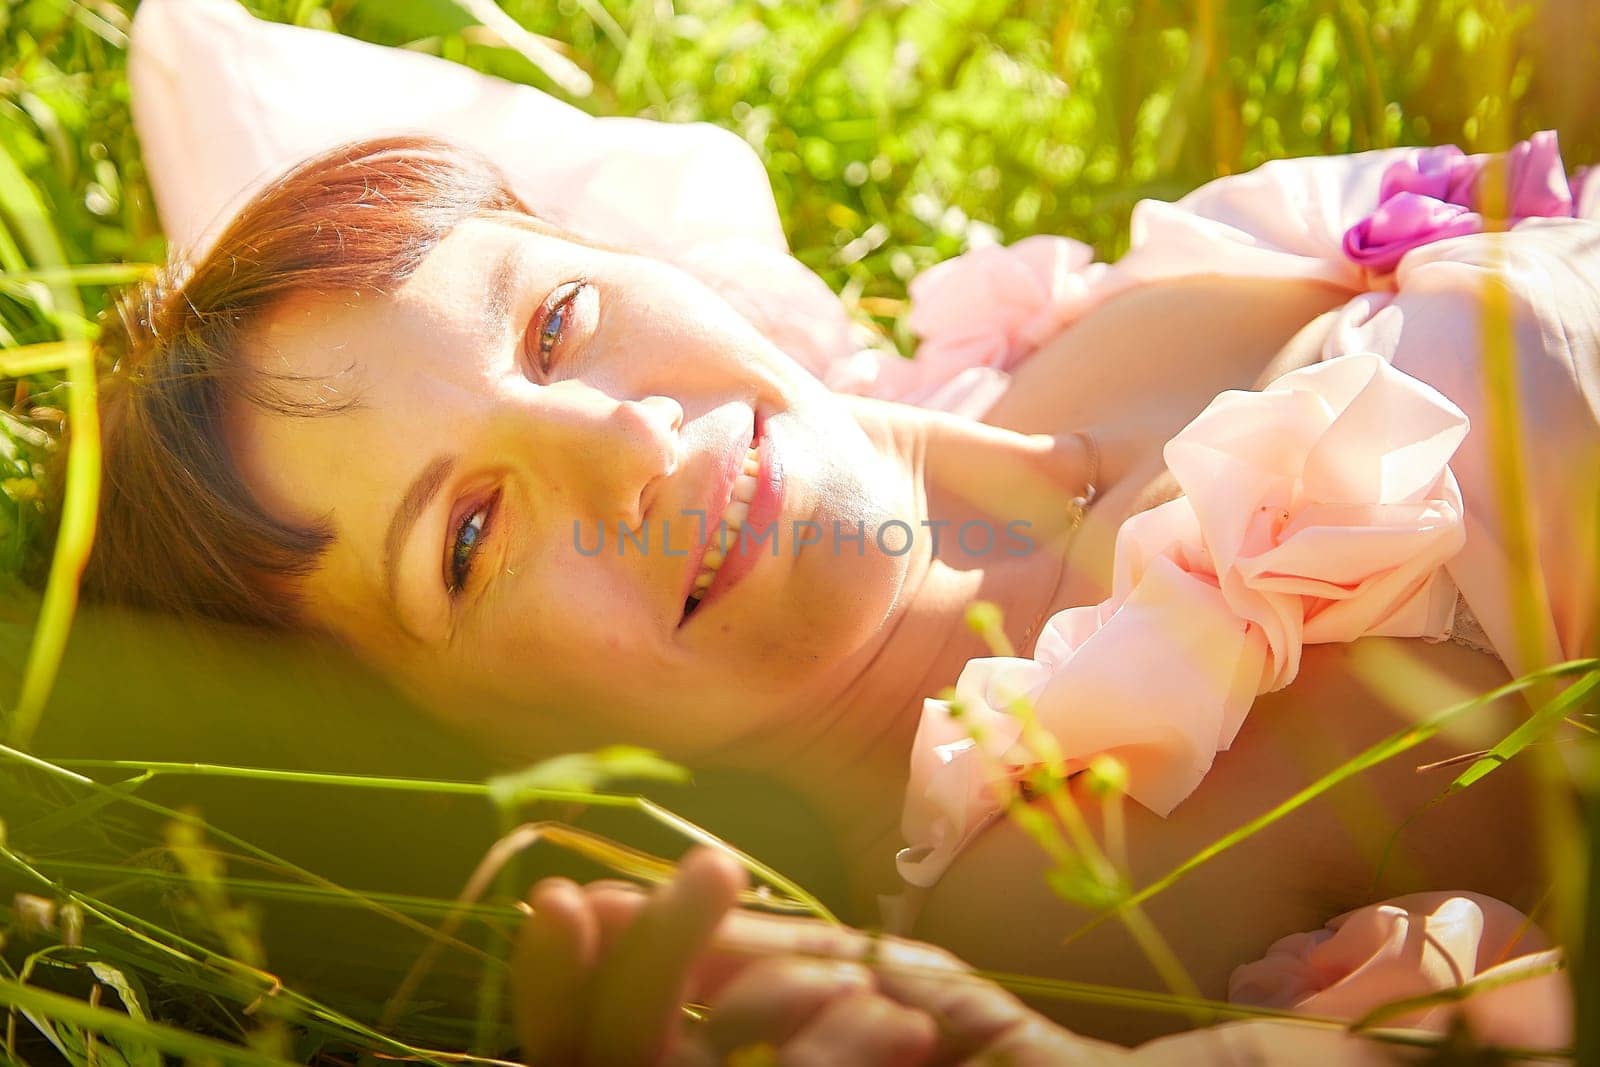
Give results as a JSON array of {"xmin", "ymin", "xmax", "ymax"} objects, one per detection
[
  {"xmin": 383, "ymin": 454, "xmax": 457, "ymax": 613},
  {"xmin": 483, "ymin": 247, "xmax": 523, "ymax": 337}
]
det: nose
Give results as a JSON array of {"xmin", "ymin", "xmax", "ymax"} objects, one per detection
[
  {"xmin": 511, "ymin": 386, "xmax": 681, "ymax": 525},
  {"xmin": 632, "ymin": 394, "xmax": 684, "ymax": 438},
  {"xmin": 617, "ymin": 394, "xmax": 684, "ymax": 521},
  {"xmin": 489, "ymin": 383, "xmax": 685, "ymax": 525}
]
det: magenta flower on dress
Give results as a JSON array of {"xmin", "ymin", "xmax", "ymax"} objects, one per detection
[{"xmin": 1343, "ymin": 131, "xmax": 1576, "ymax": 272}]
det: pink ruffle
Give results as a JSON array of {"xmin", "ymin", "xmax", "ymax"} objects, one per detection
[
  {"xmin": 897, "ymin": 354, "xmax": 1468, "ymax": 887},
  {"xmin": 1230, "ymin": 892, "xmax": 1571, "ymax": 1049},
  {"xmin": 906, "ymin": 235, "xmax": 1113, "ymax": 374},
  {"xmin": 1342, "ymin": 193, "xmax": 1485, "ymax": 274}
]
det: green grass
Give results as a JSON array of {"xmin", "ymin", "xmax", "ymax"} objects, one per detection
[{"xmin": 2, "ymin": 0, "xmax": 1598, "ymax": 1063}]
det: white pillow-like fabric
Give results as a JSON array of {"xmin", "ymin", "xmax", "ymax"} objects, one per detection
[{"xmin": 129, "ymin": 0, "xmax": 783, "ymax": 262}]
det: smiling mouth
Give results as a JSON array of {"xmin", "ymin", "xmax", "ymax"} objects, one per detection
[{"xmin": 681, "ymin": 439, "xmax": 761, "ymax": 621}]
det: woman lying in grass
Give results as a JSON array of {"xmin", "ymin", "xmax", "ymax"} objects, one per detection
[
  {"xmin": 78, "ymin": 127, "xmax": 1592, "ymax": 1058},
  {"xmin": 68, "ymin": 2, "xmax": 1591, "ymax": 1055}
]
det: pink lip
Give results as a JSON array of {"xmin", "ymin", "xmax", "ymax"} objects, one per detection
[
  {"xmin": 675, "ymin": 411, "xmax": 754, "ymax": 619},
  {"xmin": 677, "ymin": 411, "xmax": 783, "ymax": 626}
]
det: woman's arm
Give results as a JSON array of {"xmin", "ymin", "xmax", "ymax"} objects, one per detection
[{"xmin": 979, "ymin": 275, "xmax": 1351, "ymax": 488}]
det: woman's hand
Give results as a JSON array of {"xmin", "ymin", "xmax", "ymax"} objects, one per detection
[{"xmin": 509, "ymin": 847, "xmax": 1118, "ymax": 1066}]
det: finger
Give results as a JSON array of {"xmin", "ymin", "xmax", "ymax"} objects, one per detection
[
  {"xmin": 583, "ymin": 875, "xmax": 882, "ymax": 1027},
  {"xmin": 582, "ymin": 847, "xmax": 748, "ymax": 1065},
  {"xmin": 581, "ymin": 871, "xmax": 810, "ymax": 1007},
  {"xmin": 509, "ymin": 877, "xmax": 599, "ymax": 1065},
  {"xmin": 587, "ymin": 879, "xmax": 749, "ymax": 1012},
  {"xmin": 980, "ymin": 1016, "xmax": 1125, "ymax": 1067},
  {"xmin": 583, "ymin": 872, "xmax": 730, "ymax": 960},
  {"xmin": 699, "ymin": 922, "xmax": 1035, "ymax": 1064},
  {"xmin": 584, "ymin": 880, "xmax": 651, "ymax": 948},
  {"xmin": 701, "ymin": 956, "xmax": 876, "ymax": 1057},
  {"xmin": 688, "ymin": 913, "xmax": 965, "ymax": 1006},
  {"xmin": 683, "ymin": 909, "xmax": 883, "ymax": 1001},
  {"xmin": 777, "ymin": 991, "xmax": 938, "ymax": 1067},
  {"xmin": 862, "ymin": 939, "xmax": 1039, "ymax": 1062}
]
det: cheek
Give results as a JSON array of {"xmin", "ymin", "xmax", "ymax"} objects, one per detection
[
  {"xmin": 631, "ymin": 261, "xmax": 823, "ymax": 390},
  {"xmin": 785, "ymin": 533, "xmax": 911, "ymax": 664},
  {"xmin": 519, "ymin": 562, "xmax": 646, "ymax": 647},
  {"xmin": 450, "ymin": 584, "xmax": 664, "ymax": 744}
]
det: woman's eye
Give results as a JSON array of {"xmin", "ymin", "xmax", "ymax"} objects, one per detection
[
  {"xmin": 532, "ymin": 281, "xmax": 586, "ymax": 373},
  {"xmin": 446, "ymin": 496, "xmax": 496, "ymax": 596}
]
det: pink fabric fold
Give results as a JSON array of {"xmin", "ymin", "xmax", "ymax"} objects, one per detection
[
  {"xmin": 898, "ymin": 354, "xmax": 1469, "ymax": 886},
  {"xmin": 901, "ymin": 146, "xmax": 1449, "ymax": 380},
  {"xmin": 906, "ymin": 235, "xmax": 1113, "ymax": 375},
  {"xmin": 1230, "ymin": 892, "xmax": 1571, "ymax": 1050},
  {"xmin": 1342, "ymin": 193, "xmax": 1485, "ymax": 274}
]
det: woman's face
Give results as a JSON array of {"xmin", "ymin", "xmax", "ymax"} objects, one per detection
[{"xmin": 229, "ymin": 215, "xmax": 918, "ymax": 757}]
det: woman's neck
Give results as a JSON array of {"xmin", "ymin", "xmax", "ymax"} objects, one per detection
[{"xmin": 726, "ymin": 398, "xmax": 1096, "ymax": 919}]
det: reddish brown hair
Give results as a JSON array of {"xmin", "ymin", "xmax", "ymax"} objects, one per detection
[{"xmin": 83, "ymin": 136, "xmax": 530, "ymax": 628}]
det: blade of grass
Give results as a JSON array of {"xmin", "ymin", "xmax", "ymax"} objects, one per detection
[
  {"xmin": 1348, "ymin": 955, "xmax": 1568, "ymax": 1033},
  {"xmin": 1450, "ymin": 672, "xmax": 1600, "ymax": 790},
  {"xmin": 51, "ymin": 758, "xmax": 837, "ymax": 920},
  {"xmin": 0, "ymin": 263, "xmax": 155, "ymax": 287},
  {"xmin": 0, "ymin": 138, "xmax": 102, "ymax": 753},
  {"xmin": 1, "ymin": 746, "xmax": 493, "ymax": 958},
  {"xmin": 2, "ymin": 338, "xmax": 98, "ymax": 753},
  {"xmin": 11, "ymin": 769, "xmax": 152, "ymax": 841},
  {"xmin": 33, "ymin": 857, "xmax": 522, "ymax": 923},
  {"xmin": 2, "ymin": 841, "xmax": 459, "ymax": 1065},
  {"xmin": 0, "ymin": 142, "xmax": 86, "ymax": 333},
  {"xmin": 0, "ymin": 339, "xmax": 92, "ymax": 378},
  {"xmin": 446, "ymin": 0, "xmax": 593, "ymax": 96},
  {"xmin": 0, "ymin": 978, "xmax": 295, "ymax": 1066}
]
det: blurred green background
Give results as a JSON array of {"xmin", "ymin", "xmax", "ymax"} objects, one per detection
[{"xmin": 2, "ymin": 0, "xmax": 1598, "ymax": 1061}]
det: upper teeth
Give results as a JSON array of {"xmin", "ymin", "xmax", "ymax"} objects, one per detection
[{"xmin": 689, "ymin": 445, "xmax": 761, "ymax": 601}]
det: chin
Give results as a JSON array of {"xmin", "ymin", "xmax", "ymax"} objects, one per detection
[{"xmin": 769, "ymin": 500, "xmax": 916, "ymax": 679}]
